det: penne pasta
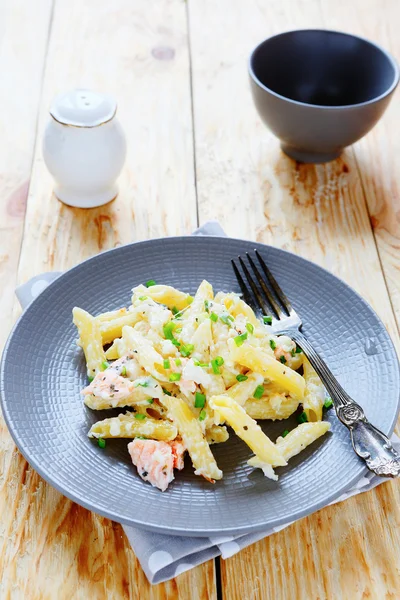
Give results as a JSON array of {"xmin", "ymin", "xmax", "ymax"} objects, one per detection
[
  {"xmin": 132, "ymin": 284, "xmax": 193, "ymax": 311},
  {"xmin": 229, "ymin": 340, "xmax": 305, "ymax": 400},
  {"xmin": 105, "ymin": 339, "xmax": 121, "ymax": 360},
  {"xmin": 224, "ymin": 372, "xmax": 264, "ymax": 406},
  {"xmin": 122, "ymin": 326, "xmax": 168, "ymax": 381},
  {"xmin": 244, "ymin": 393, "xmax": 299, "ymax": 420},
  {"xmin": 210, "ymin": 319, "xmax": 239, "ymax": 387},
  {"xmin": 222, "ymin": 294, "xmax": 261, "ymax": 330},
  {"xmin": 275, "ymin": 421, "xmax": 331, "ymax": 464},
  {"xmin": 161, "ymin": 394, "xmax": 222, "ymax": 481},
  {"xmin": 73, "ymin": 307, "xmax": 106, "ymax": 377},
  {"xmin": 88, "ymin": 412, "xmax": 178, "ymax": 441},
  {"xmin": 99, "ymin": 311, "xmax": 142, "ymax": 345},
  {"xmin": 302, "ymin": 358, "xmax": 326, "ymax": 421},
  {"xmin": 84, "ymin": 387, "xmax": 154, "ymax": 410},
  {"xmin": 95, "ymin": 307, "xmax": 128, "ymax": 322},
  {"xmin": 179, "ymin": 280, "xmax": 213, "ymax": 344},
  {"xmin": 206, "ymin": 425, "xmax": 229, "ymax": 444},
  {"xmin": 191, "ymin": 318, "xmax": 213, "ymax": 360},
  {"xmin": 209, "ymin": 395, "xmax": 286, "ymax": 467}
]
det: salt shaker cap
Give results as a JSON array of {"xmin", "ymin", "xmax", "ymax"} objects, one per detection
[{"xmin": 49, "ymin": 89, "xmax": 117, "ymax": 127}]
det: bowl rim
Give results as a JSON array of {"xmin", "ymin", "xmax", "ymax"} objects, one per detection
[{"xmin": 248, "ymin": 28, "xmax": 400, "ymax": 110}]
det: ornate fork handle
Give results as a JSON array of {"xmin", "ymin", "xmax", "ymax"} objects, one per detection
[{"xmin": 282, "ymin": 330, "xmax": 400, "ymax": 478}]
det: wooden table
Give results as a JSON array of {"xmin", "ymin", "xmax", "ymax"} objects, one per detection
[{"xmin": 1, "ymin": 0, "xmax": 399, "ymax": 598}]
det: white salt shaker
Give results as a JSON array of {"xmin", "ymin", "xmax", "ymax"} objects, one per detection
[{"xmin": 42, "ymin": 89, "xmax": 126, "ymax": 208}]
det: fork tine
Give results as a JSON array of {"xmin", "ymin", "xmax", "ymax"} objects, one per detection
[
  {"xmin": 246, "ymin": 253, "xmax": 284, "ymax": 318},
  {"xmin": 231, "ymin": 260, "xmax": 253, "ymax": 306},
  {"xmin": 255, "ymin": 250, "xmax": 293, "ymax": 314},
  {"xmin": 237, "ymin": 257, "xmax": 273, "ymax": 316}
]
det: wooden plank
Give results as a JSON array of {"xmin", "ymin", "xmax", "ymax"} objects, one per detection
[
  {"xmin": 320, "ymin": 0, "xmax": 400, "ymax": 329},
  {"xmin": 0, "ymin": 0, "xmax": 53, "ymax": 351},
  {"xmin": 0, "ymin": 1, "xmax": 54, "ymax": 597},
  {"xmin": 1, "ymin": 0, "xmax": 216, "ymax": 598},
  {"xmin": 188, "ymin": 1, "xmax": 400, "ymax": 599},
  {"xmin": 18, "ymin": 0, "xmax": 198, "ymax": 283}
]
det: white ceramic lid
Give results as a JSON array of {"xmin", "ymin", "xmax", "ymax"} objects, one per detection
[{"xmin": 49, "ymin": 89, "xmax": 117, "ymax": 127}]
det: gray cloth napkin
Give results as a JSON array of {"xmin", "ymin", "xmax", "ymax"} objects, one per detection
[{"xmin": 16, "ymin": 221, "xmax": 400, "ymax": 585}]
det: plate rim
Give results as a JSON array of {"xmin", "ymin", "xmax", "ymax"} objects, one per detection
[{"xmin": 1, "ymin": 235, "xmax": 399, "ymax": 536}]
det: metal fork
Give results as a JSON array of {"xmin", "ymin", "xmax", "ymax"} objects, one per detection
[{"xmin": 232, "ymin": 250, "xmax": 400, "ymax": 478}]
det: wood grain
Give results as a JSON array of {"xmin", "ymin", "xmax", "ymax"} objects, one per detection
[
  {"xmin": 0, "ymin": 0, "xmax": 216, "ymax": 598},
  {"xmin": 2, "ymin": 0, "xmax": 400, "ymax": 597},
  {"xmin": 320, "ymin": 0, "xmax": 400, "ymax": 329},
  {"xmin": 18, "ymin": 0, "xmax": 197, "ymax": 283},
  {"xmin": 0, "ymin": 0, "xmax": 53, "ymax": 351},
  {"xmin": 188, "ymin": 0, "xmax": 400, "ymax": 598}
]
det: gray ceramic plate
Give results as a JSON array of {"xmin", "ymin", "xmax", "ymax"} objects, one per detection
[{"xmin": 1, "ymin": 237, "xmax": 399, "ymax": 536}]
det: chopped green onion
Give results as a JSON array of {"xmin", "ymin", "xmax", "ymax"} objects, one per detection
[
  {"xmin": 236, "ymin": 374, "xmax": 248, "ymax": 382},
  {"xmin": 169, "ymin": 372, "xmax": 181, "ymax": 382},
  {"xmin": 211, "ymin": 357, "xmax": 224, "ymax": 374},
  {"xmin": 175, "ymin": 358, "xmax": 182, "ymax": 366},
  {"xmin": 139, "ymin": 295, "xmax": 148, "ymax": 301},
  {"xmin": 297, "ymin": 411, "xmax": 308, "ymax": 424},
  {"xmin": 220, "ymin": 314, "xmax": 234, "ymax": 326},
  {"xmin": 98, "ymin": 438, "xmax": 106, "ymax": 448},
  {"xmin": 199, "ymin": 409, "xmax": 207, "ymax": 421},
  {"xmin": 246, "ymin": 323, "xmax": 254, "ymax": 334},
  {"xmin": 281, "ymin": 430, "xmax": 289, "ymax": 438},
  {"xmin": 172, "ymin": 306, "xmax": 179, "ymax": 315},
  {"xmin": 120, "ymin": 366, "xmax": 127, "ymax": 377},
  {"xmin": 163, "ymin": 322, "xmax": 181, "ymax": 347},
  {"xmin": 234, "ymin": 332, "xmax": 248, "ymax": 346},
  {"xmin": 204, "ymin": 300, "xmax": 209, "ymax": 313},
  {"xmin": 194, "ymin": 360, "xmax": 209, "ymax": 367},
  {"xmin": 194, "ymin": 392, "xmax": 206, "ymax": 408},
  {"xmin": 324, "ymin": 398, "xmax": 333, "ymax": 409},
  {"xmin": 147, "ymin": 398, "xmax": 154, "ymax": 404},
  {"xmin": 279, "ymin": 355, "xmax": 287, "ymax": 364},
  {"xmin": 263, "ymin": 316, "xmax": 272, "ymax": 325},
  {"xmin": 210, "ymin": 312, "xmax": 218, "ymax": 322},
  {"xmin": 145, "ymin": 279, "xmax": 156, "ymax": 287},
  {"xmin": 295, "ymin": 345, "xmax": 302, "ymax": 354},
  {"xmin": 253, "ymin": 385, "xmax": 265, "ymax": 399},
  {"xmin": 180, "ymin": 344, "xmax": 194, "ymax": 358},
  {"xmin": 211, "ymin": 359, "xmax": 220, "ymax": 374},
  {"xmin": 162, "ymin": 388, "xmax": 172, "ymax": 396},
  {"xmin": 100, "ymin": 361, "xmax": 110, "ymax": 371},
  {"xmin": 163, "ymin": 359, "xmax": 170, "ymax": 369},
  {"xmin": 88, "ymin": 375, "xmax": 94, "ymax": 383},
  {"xmin": 135, "ymin": 380, "xmax": 150, "ymax": 388},
  {"xmin": 291, "ymin": 348, "xmax": 296, "ymax": 357},
  {"xmin": 135, "ymin": 413, "xmax": 146, "ymax": 420},
  {"xmin": 136, "ymin": 436, "xmax": 147, "ymax": 440},
  {"xmin": 269, "ymin": 339, "xmax": 277, "ymax": 350},
  {"xmin": 163, "ymin": 322, "xmax": 177, "ymax": 340}
]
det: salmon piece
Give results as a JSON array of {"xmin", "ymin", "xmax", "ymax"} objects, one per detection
[
  {"xmin": 82, "ymin": 368, "xmax": 135, "ymax": 402},
  {"xmin": 169, "ymin": 440, "xmax": 186, "ymax": 470},
  {"xmin": 274, "ymin": 347, "xmax": 292, "ymax": 364},
  {"xmin": 128, "ymin": 439, "xmax": 174, "ymax": 492},
  {"xmin": 82, "ymin": 355, "xmax": 140, "ymax": 402}
]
